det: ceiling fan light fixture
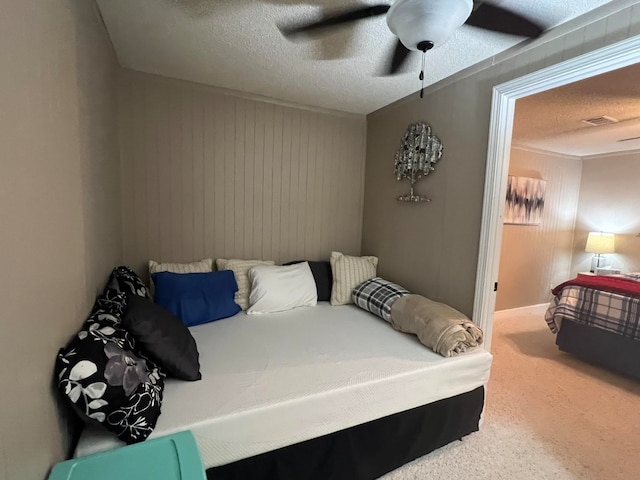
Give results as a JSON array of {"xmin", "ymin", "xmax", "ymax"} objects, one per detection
[{"xmin": 387, "ymin": 0, "xmax": 473, "ymax": 51}]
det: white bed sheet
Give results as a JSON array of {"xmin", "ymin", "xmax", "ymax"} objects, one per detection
[{"xmin": 75, "ymin": 303, "xmax": 493, "ymax": 468}]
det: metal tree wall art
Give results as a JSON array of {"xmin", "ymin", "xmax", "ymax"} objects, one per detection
[{"xmin": 394, "ymin": 122, "xmax": 443, "ymax": 202}]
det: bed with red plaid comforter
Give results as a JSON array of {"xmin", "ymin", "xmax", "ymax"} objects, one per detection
[{"xmin": 545, "ymin": 273, "xmax": 640, "ymax": 341}]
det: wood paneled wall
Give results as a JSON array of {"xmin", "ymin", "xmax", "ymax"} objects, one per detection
[
  {"xmin": 119, "ymin": 71, "xmax": 366, "ymax": 275},
  {"xmin": 0, "ymin": 2, "xmax": 121, "ymax": 479},
  {"xmin": 571, "ymin": 150, "xmax": 640, "ymax": 274},
  {"xmin": 363, "ymin": 2, "xmax": 640, "ymax": 317},
  {"xmin": 496, "ymin": 148, "xmax": 583, "ymax": 311}
]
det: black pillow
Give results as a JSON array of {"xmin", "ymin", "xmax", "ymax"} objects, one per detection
[
  {"xmin": 283, "ymin": 260, "xmax": 333, "ymax": 301},
  {"xmin": 56, "ymin": 290, "xmax": 165, "ymax": 444},
  {"xmin": 123, "ymin": 295, "xmax": 201, "ymax": 381}
]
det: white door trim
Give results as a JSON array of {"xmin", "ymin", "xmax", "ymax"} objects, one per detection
[{"xmin": 473, "ymin": 34, "xmax": 640, "ymax": 351}]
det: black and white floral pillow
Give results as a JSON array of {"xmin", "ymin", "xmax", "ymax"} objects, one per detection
[
  {"xmin": 56, "ymin": 277, "xmax": 165, "ymax": 444},
  {"xmin": 91, "ymin": 287, "xmax": 128, "ymax": 323},
  {"xmin": 105, "ymin": 266, "xmax": 151, "ymax": 300}
]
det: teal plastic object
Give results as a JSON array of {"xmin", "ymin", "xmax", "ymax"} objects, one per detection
[{"xmin": 48, "ymin": 431, "xmax": 206, "ymax": 480}]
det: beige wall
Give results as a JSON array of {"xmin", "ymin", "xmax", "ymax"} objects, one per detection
[
  {"xmin": 119, "ymin": 71, "xmax": 366, "ymax": 275},
  {"xmin": 496, "ymin": 148, "xmax": 582, "ymax": 311},
  {"xmin": 363, "ymin": 2, "xmax": 640, "ymax": 317},
  {"xmin": 0, "ymin": 1, "xmax": 121, "ymax": 479},
  {"xmin": 571, "ymin": 150, "xmax": 640, "ymax": 274}
]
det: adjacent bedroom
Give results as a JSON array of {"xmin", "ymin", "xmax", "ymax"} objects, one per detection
[
  {"xmin": 1, "ymin": 1, "xmax": 640, "ymax": 480},
  {"xmin": 489, "ymin": 60, "xmax": 640, "ymax": 480}
]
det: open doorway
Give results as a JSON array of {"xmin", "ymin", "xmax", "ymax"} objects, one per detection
[
  {"xmin": 496, "ymin": 61, "xmax": 640, "ymax": 313},
  {"xmin": 472, "ymin": 34, "xmax": 640, "ymax": 350}
]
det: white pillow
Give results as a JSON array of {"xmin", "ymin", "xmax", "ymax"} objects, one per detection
[
  {"xmin": 216, "ymin": 258, "xmax": 275, "ymax": 310},
  {"xmin": 148, "ymin": 258, "xmax": 213, "ymax": 294},
  {"xmin": 247, "ymin": 263, "xmax": 317, "ymax": 314},
  {"xmin": 330, "ymin": 251, "xmax": 378, "ymax": 306}
]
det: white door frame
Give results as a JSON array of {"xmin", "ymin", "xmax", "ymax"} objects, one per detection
[{"xmin": 473, "ymin": 34, "xmax": 640, "ymax": 351}]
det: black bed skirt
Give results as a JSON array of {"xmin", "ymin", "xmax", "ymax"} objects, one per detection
[
  {"xmin": 207, "ymin": 386, "xmax": 485, "ymax": 480},
  {"xmin": 556, "ymin": 319, "xmax": 640, "ymax": 380}
]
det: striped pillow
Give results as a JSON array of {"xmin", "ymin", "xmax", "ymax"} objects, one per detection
[
  {"xmin": 149, "ymin": 258, "xmax": 213, "ymax": 275},
  {"xmin": 330, "ymin": 251, "xmax": 378, "ymax": 306},
  {"xmin": 216, "ymin": 258, "xmax": 276, "ymax": 310},
  {"xmin": 148, "ymin": 258, "xmax": 213, "ymax": 295}
]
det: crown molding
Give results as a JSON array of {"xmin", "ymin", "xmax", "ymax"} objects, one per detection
[
  {"xmin": 581, "ymin": 148, "xmax": 640, "ymax": 161},
  {"xmin": 511, "ymin": 144, "xmax": 583, "ymax": 159},
  {"xmin": 119, "ymin": 68, "xmax": 365, "ymax": 120}
]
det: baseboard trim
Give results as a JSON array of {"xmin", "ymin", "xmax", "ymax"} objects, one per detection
[{"xmin": 494, "ymin": 303, "xmax": 548, "ymax": 318}]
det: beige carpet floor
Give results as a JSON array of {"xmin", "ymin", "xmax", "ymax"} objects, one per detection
[{"xmin": 381, "ymin": 305, "xmax": 640, "ymax": 480}]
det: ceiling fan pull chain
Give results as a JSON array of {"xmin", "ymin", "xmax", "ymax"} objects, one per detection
[{"xmin": 419, "ymin": 51, "xmax": 425, "ymax": 98}]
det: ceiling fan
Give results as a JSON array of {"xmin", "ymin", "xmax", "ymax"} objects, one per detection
[{"xmin": 280, "ymin": 0, "xmax": 545, "ymax": 95}]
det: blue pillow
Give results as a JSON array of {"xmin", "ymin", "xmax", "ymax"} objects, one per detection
[{"xmin": 152, "ymin": 271, "xmax": 241, "ymax": 326}]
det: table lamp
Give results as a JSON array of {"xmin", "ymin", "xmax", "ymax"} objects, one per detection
[{"xmin": 585, "ymin": 232, "xmax": 615, "ymax": 273}]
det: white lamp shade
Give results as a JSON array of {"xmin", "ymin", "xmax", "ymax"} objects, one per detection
[
  {"xmin": 585, "ymin": 232, "xmax": 615, "ymax": 254},
  {"xmin": 387, "ymin": 0, "xmax": 473, "ymax": 51}
]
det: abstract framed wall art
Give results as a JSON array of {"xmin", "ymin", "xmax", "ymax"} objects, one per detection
[{"xmin": 504, "ymin": 176, "xmax": 546, "ymax": 225}]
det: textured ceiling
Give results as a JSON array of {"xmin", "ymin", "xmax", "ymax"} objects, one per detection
[
  {"xmin": 96, "ymin": 0, "xmax": 614, "ymax": 114},
  {"xmin": 513, "ymin": 62, "xmax": 640, "ymax": 157}
]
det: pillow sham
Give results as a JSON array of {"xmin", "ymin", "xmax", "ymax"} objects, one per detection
[
  {"xmin": 247, "ymin": 263, "xmax": 317, "ymax": 314},
  {"xmin": 216, "ymin": 258, "xmax": 276, "ymax": 310},
  {"xmin": 330, "ymin": 251, "xmax": 379, "ymax": 306},
  {"xmin": 283, "ymin": 260, "xmax": 333, "ymax": 302},
  {"xmin": 152, "ymin": 270, "xmax": 241, "ymax": 326},
  {"xmin": 123, "ymin": 295, "xmax": 201, "ymax": 381},
  {"xmin": 56, "ymin": 289, "xmax": 164, "ymax": 444},
  {"xmin": 90, "ymin": 285, "xmax": 129, "ymax": 322},
  {"xmin": 352, "ymin": 277, "xmax": 410, "ymax": 322},
  {"xmin": 148, "ymin": 258, "xmax": 213, "ymax": 294},
  {"xmin": 215, "ymin": 258, "xmax": 229, "ymax": 270},
  {"xmin": 104, "ymin": 266, "xmax": 151, "ymax": 301},
  {"xmin": 149, "ymin": 258, "xmax": 213, "ymax": 275}
]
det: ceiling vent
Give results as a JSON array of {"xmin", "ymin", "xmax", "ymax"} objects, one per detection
[{"xmin": 581, "ymin": 115, "xmax": 618, "ymax": 126}]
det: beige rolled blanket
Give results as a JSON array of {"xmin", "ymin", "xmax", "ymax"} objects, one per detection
[{"xmin": 390, "ymin": 294, "xmax": 483, "ymax": 357}]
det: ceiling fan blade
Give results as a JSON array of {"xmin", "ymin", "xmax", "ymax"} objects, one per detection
[
  {"xmin": 384, "ymin": 39, "xmax": 412, "ymax": 76},
  {"xmin": 280, "ymin": 4, "xmax": 390, "ymax": 38},
  {"xmin": 466, "ymin": 2, "xmax": 544, "ymax": 38}
]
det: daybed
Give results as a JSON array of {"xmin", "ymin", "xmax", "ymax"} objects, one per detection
[
  {"xmin": 545, "ymin": 273, "xmax": 640, "ymax": 380},
  {"xmin": 76, "ymin": 303, "xmax": 493, "ymax": 479}
]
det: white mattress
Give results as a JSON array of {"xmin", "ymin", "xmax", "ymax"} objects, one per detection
[{"xmin": 75, "ymin": 303, "xmax": 493, "ymax": 468}]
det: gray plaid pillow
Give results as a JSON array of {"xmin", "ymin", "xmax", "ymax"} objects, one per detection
[{"xmin": 352, "ymin": 277, "xmax": 409, "ymax": 322}]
